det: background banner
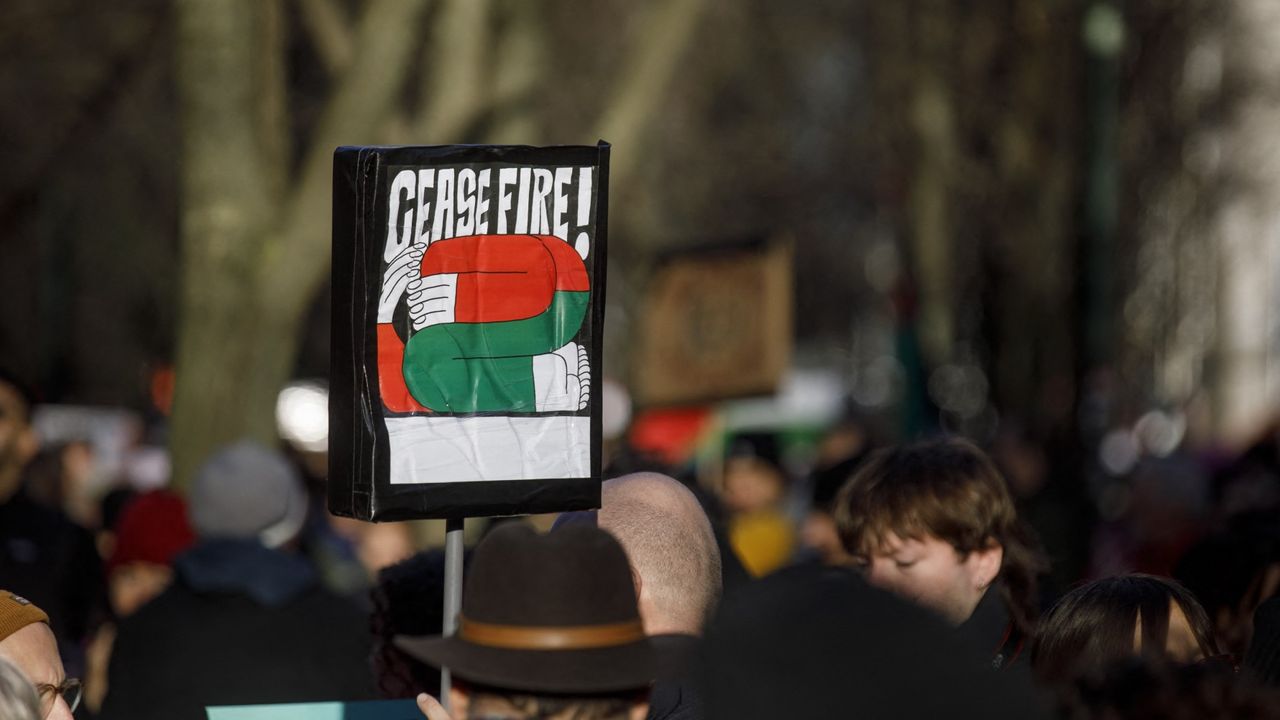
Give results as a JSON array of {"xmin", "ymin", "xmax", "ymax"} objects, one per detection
[{"xmin": 634, "ymin": 238, "xmax": 792, "ymax": 406}]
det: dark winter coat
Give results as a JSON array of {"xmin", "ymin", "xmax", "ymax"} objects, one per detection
[
  {"xmin": 100, "ymin": 539, "xmax": 374, "ymax": 720},
  {"xmin": 0, "ymin": 491, "xmax": 103, "ymax": 674},
  {"xmin": 958, "ymin": 586, "xmax": 1026, "ymax": 671},
  {"xmin": 648, "ymin": 633, "xmax": 703, "ymax": 720}
]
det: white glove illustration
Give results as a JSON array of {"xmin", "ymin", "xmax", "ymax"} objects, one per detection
[
  {"xmin": 533, "ymin": 342, "xmax": 591, "ymax": 412},
  {"xmin": 377, "ymin": 242, "xmax": 426, "ymax": 324},
  {"xmin": 378, "ymin": 241, "xmax": 457, "ymax": 330},
  {"xmin": 407, "ymin": 273, "xmax": 458, "ymax": 331}
]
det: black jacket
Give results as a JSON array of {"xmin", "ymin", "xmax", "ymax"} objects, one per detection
[
  {"xmin": 0, "ymin": 491, "xmax": 103, "ymax": 674},
  {"xmin": 648, "ymin": 634, "xmax": 703, "ymax": 720},
  {"xmin": 700, "ymin": 564, "xmax": 1051, "ymax": 720},
  {"xmin": 100, "ymin": 539, "xmax": 373, "ymax": 720},
  {"xmin": 958, "ymin": 587, "xmax": 1027, "ymax": 671}
]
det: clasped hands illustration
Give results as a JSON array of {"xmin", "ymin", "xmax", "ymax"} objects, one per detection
[{"xmin": 378, "ymin": 235, "xmax": 591, "ymax": 414}]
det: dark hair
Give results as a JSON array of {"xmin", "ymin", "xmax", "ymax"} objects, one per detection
[
  {"xmin": 370, "ymin": 550, "xmax": 449, "ymax": 698},
  {"xmin": 1244, "ymin": 595, "xmax": 1280, "ymax": 687},
  {"xmin": 22, "ymin": 443, "xmax": 71, "ymax": 510},
  {"xmin": 1175, "ymin": 509, "xmax": 1280, "ymax": 657},
  {"xmin": 1032, "ymin": 574, "xmax": 1223, "ymax": 684},
  {"xmin": 0, "ymin": 367, "xmax": 35, "ymax": 423},
  {"xmin": 1060, "ymin": 658, "xmax": 1280, "ymax": 720},
  {"xmin": 833, "ymin": 437, "xmax": 1047, "ymax": 635},
  {"xmin": 464, "ymin": 683, "xmax": 639, "ymax": 720},
  {"xmin": 100, "ymin": 487, "xmax": 140, "ymax": 533}
]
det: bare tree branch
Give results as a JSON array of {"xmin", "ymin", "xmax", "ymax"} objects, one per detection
[
  {"xmin": 264, "ymin": 0, "xmax": 433, "ymax": 314},
  {"xmin": 171, "ymin": 0, "xmax": 293, "ymax": 487},
  {"xmin": 0, "ymin": 10, "xmax": 166, "ymax": 228},
  {"xmin": 904, "ymin": 3, "xmax": 957, "ymax": 366},
  {"xmin": 296, "ymin": 0, "xmax": 353, "ymax": 76},
  {"xmin": 415, "ymin": 0, "xmax": 491, "ymax": 142},
  {"xmin": 254, "ymin": 0, "xmax": 289, "ymax": 204},
  {"xmin": 487, "ymin": 0, "xmax": 547, "ymax": 144},
  {"xmin": 595, "ymin": 0, "xmax": 710, "ymax": 194}
]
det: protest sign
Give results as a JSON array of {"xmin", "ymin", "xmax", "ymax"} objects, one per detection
[{"xmin": 330, "ymin": 144, "xmax": 609, "ymax": 520}]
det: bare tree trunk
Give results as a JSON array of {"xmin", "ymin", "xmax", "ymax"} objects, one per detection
[
  {"xmin": 1213, "ymin": 0, "xmax": 1280, "ymax": 442},
  {"xmin": 170, "ymin": 0, "xmax": 430, "ymax": 489},
  {"xmin": 296, "ymin": 0, "xmax": 353, "ymax": 75},
  {"xmin": 170, "ymin": 0, "xmax": 706, "ymax": 489},
  {"xmin": 417, "ymin": 0, "xmax": 492, "ymax": 142},
  {"xmin": 863, "ymin": 0, "xmax": 1081, "ymax": 429},
  {"xmin": 264, "ymin": 0, "xmax": 432, "ymax": 320},
  {"xmin": 171, "ymin": 0, "xmax": 288, "ymax": 487},
  {"xmin": 596, "ymin": 0, "xmax": 710, "ymax": 193},
  {"xmin": 488, "ymin": 0, "xmax": 548, "ymax": 144}
]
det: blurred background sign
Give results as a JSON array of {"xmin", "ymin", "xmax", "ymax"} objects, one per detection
[{"xmin": 634, "ymin": 239, "xmax": 793, "ymax": 406}]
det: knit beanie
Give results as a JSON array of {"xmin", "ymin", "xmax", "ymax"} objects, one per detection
[
  {"xmin": 0, "ymin": 592, "xmax": 48, "ymax": 643},
  {"xmin": 188, "ymin": 440, "xmax": 308, "ymax": 549},
  {"xmin": 108, "ymin": 490, "xmax": 197, "ymax": 575}
]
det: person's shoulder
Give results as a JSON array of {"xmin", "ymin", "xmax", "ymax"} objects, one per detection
[
  {"xmin": 650, "ymin": 632, "xmax": 701, "ymax": 653},
  {"xmin": 0, "ymin": 493, "xmax": 58, "ymax": 526},
  {"xmin": 286, "ymin": 585, "xmax": 370, "ymax": 630},
  {"xmin": 724, "ymin": 562, "xmax": 878, "ymax": 610},
  {"xmin": 293, "ymin": 583, "xmax": 365, "ymax": 611},
  {"xmin": 650, "ymin": 633, "xmax": 701, "ymax": 680},
  {"xmin": 0, "ymin": 494, "xmax": 91, "ymax": 545},
  {"xmin": 115, "ymin": 582, "xmax": 197, "ymax": 633}
]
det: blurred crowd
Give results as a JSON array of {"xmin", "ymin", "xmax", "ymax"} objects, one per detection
[{"xmin": 1, "ymin": 364, "xmax": 1279, "ymax": 720}]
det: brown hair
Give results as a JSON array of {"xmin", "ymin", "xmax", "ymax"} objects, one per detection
[
  {"xmin": 833, "ymin": 437, "xmax": 1047, "ymax": 635},
  {"xmin": 1031, "ymin": 574, "xmax": 1224, "ymax": 685},
  {"xmin": 466, "ymin": 684, "xmax": 640, "ymax": 720},
  {"xmin": 1061, "ymin": 658, "xmax": 1280, "ymax": 720}
]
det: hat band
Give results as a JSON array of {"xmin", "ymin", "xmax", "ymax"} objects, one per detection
[{"xmin": 458, "ymin": 616, "xmax": 646, "ymax": 650}]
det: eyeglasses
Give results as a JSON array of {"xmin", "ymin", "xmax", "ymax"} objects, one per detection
[{"xmin": 35, "ymin": 678, "xmax": 81, "ymax": 718}]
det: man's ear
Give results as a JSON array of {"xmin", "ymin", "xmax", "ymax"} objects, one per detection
[
  {"xmin": 968, "ymin": 542, "xmax": 1004, "ymax": 590},
  {"xmin": 628, "ymin": 699, "xmax": 650, "ymax": 720}
]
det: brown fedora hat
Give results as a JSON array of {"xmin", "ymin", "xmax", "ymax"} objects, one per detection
[{"xmin": 395, "ymin": 522, "xmax": 656, "ymax": 694}]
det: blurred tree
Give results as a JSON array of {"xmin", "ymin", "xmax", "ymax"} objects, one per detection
[
  {"xmin": 860, "ymin": 0, "xmax": 1084, "ymax": 435},
  {"xmin": 1209, "ymin": 0, "xmax": 1280, "ymax": 443},
  {"xmin": 1113, "ymin": 0, "xmax": 1280, "ymax": 446},
  {"xmin": 9, "ymin": 0, "xmax": 1280, "ymax": 502},
  {"xmin": 170, "ymin": 0, "xmax": 430, "ymax": 488},
  {"xmin": 0, "ymin": 1, "xmax": 177, "ymax": 406},
  {"xmin": 168, "ymin": 0, "xmax": 707, "ymax": 489}
]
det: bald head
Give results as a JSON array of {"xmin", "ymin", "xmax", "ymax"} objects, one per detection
[{"xmin": 598, "ymin": 473, "xmax": 721, "ymax": 635}]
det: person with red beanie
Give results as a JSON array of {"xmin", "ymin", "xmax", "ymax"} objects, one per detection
[
  {"xmin": 106, "ymin": 490, "xmax": 196, "ymax": 618},
  {"xmin": 85, "ymin": 490, "xmax": 197, "ymax": 713}
]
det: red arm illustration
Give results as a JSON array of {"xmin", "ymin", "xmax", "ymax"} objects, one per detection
[{"xmin": 378, "ymin": 324, "xmax": 429, "ymax": 413}]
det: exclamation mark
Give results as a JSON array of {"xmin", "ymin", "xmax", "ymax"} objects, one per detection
[{"xmin": 574, "ymin": 167, "xmax": 592, "ymax": 259}]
